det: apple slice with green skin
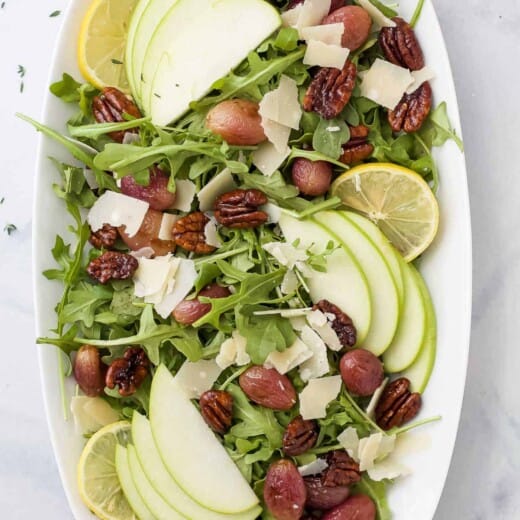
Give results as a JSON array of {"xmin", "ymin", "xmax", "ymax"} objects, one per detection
[
  {"xmin": 401, "ymin": 265, "xmax": 437, "ymax": 392},
  {"xmin": 342, "ymin": 211, "xmax": 404, "ymax": 305},
  {"xmin": 382, "ymin": 259, "xmax": 427, "ymax": 372},
  {"xmin": 146, "ymin": 0, "xmax": 281, "ymax": 124},
  {"xmin": 127, "ymin": 444, "xmax": 185, "ymax": 519},
  {"xmin": 314, "ymin": 211, "xmax": 400, "ymax": 355},
  {"xmin": 115, "ymin": 444, "xmax": 155, "ymax": 520},
  {"xmin": 149, "ymin": 365, "xmax": 260, "ymax": 514},
  {"xmin": 130, "ymin": 0, "xmax": 180, "ymax": 105},
  {"xmin": 124, "ymin": 0, "xmax": 152, "ymax": 101},
  {"xmin": 132, "ymin": 412, "xmax": 261, "ymax": 520},
  {"xmin": 278, "ymin": 213, "xmax": 372, "ymax": 345}
]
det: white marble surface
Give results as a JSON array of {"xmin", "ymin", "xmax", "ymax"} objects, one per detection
[{"xmin": 0, "ymin": 0, "xmax": 518, "ymax": 518}]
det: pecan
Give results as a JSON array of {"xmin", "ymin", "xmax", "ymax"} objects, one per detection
[
  {"xmin": 303, "ymin": 60, "xmax": 357, "ymax": 120},
  {"xmin": 379, "ymin": 17, "xmax": 424, "ymax": 71},
  {"xmin": 89, "ymin": 223, "xmax": 118, "ymax": 250},
  {"xmin": 86, "ymin": 251, "xmax": 138, "ymax": 284},
  {"xmin": 322, "ymin": 450, "xmax": 361, "ymax": 487},
  {"xmin": 388, "ymin": 81, "xmax": 432, "ymax": 133},
  {"xmin": 214, "ymin": 189, "xmax": 268, "ymax": 229},
  {"xmin": 375, "ymin": 377, "xmax": 422, "ymax": 430},
  {"xmin": 172, "ymin": 212, "xmax": 216, "ymax": 254},
  {"xmin": 199, "ymin": 390, "xmax": 234, "ymax": 434},
  {"xmin": 105, "ymin": 347, "xmax": 149, "ymax": 397},
  {"xmin": 283, "ymin": 415, "xmax": 319, "ymax": 456},
  {"xmin": 313, "ymin": 300, "xmax": 357, "ymax": 348},
  {"xmin": 92, "ymin": 87, "xmax": 142, "ymax": 143},
  {"xmin": 340, "ymin": 125, "xmax": 374, "ymax": 165}
]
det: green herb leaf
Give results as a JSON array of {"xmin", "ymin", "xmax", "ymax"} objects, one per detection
[
  {"xmin": 3, "ymin": 223, "xmax": 16, "ymax": 235},
  {"xmin": 420, "ymin": 101, "xmax": 464, "ymax": 151},
  {"xmin": 49, "ymin": 9, "xmax": 61, "ymax": 17},
  {"xmin": 61, "ymin": 282, "xmax": 113, "ymax": 328},
  {"xmin": 355, "ymin": 477, "xmax": 392, "ymax": 520},
  {"xmin": 312, "ymin": 118, "xmax": 350, "ymax": 160}
]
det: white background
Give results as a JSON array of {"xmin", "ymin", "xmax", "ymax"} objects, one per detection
[{"xmin": 0, "ymin": 0, "xmax": 519, "ymax": 518}]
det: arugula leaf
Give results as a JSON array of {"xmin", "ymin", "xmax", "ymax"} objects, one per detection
[
  {"xmin": 49, "ymin": 73, "xmax": 82, "ymax": 102},
  {"xmin": 50, "ymin": 159, "xmax": 97, "ymax": 209},
  {"xmin": 420, "ymin": 101, "xmax": 464, "ymax": 151},
  {"xmin": 239, "ymin": 171, "xmax": 298, "ymax": 201},
  {"xmin": 362, "ymin": 0, "xmax": 397, "ymax": 18},
  {"xmin": 273, "ymin": 27, "xmax": 299, "ymax": 52},
  {"xmin": 165, "ymin": 328, "xmax": 203, "ymax": 362},
  {"xmin": 312, "ymin": 118, "xmax": 350, "ymax": 160},
  {"xmin": 355, "ymin": 477, "xmax": 392, "ymax": 520},
  {"xmin": 61, "ymin": 282, "xmax": 112, "ymax": 328},
  {"xmin": 68, "ymin": 117, "xmax": 151, "ymax": 139}
]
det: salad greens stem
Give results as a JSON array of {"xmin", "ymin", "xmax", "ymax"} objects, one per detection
[
  {"xmin": 68, "ymin": 117, "xmax": 151, "ymax": 139},
  {"xmin": 218, "ymin": 365, "xmax": 250, "ymax": 391},
  {"xmin": 390, "ymin": 415, "xmax": 442, "ymax": 436},
  {"xmin": 193, "ymin": 246, "xmax": 249, "ymax": 267},
  {"xmin": 342, "ymin": 390, "xmax": 385, "ymax": 434},
  {"xmin": 410, "ymin": 0, "xmax": 426, "ymax": 28},
  {"xmin": 414, "ymin": 133, "xmax": 439, "ymax": 192},
  {"xmin": 308, "ymin": 443, "xmax": 344, "ymax": 455}
]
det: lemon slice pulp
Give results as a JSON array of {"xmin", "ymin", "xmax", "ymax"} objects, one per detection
[
  {"xmin": 331, "ymin": 163, "xmax": 439, "ymax": 262},
  {"xmin": 77, "ymin": 421, "xmax": 136, "ymax": 520},
  {"xmin": 78, "ymin": 0, "xmax": 138, "ymax": 92}
]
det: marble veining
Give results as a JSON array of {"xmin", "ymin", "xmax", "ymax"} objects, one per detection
[{"xmin": 1, "ymin": 0, "xmax": 520, "ymax": 518}]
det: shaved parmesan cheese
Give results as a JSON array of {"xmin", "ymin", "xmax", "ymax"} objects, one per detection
[
  {"xmin": 281, "ymin": 270, "xmax": 299, "ymax": 294},
  {"xmin": 197, "ymin": 168, "xmax": 236, "ymax": 212},
  {"xmin": 264, "ymin": 337, "xmax": 313, "ymax": 374},
  {"xmin": 122, "ymin": 132, "xmax": 141, "ymax": 145},
  {"xmin": 216, "ymin": 331, "xmax": 250, "ymax": 369},
  {"xmin": 360, "ymin": 58, "xmax": 414, "ymax": 110},
  {"xmin": 357, "ymin": 0, "xmax": 396, "ymax": 28},
  {"xmin": 299, "ymin": 375, "xmax": 342, "ymax": 420},
  {"xmin": 155, "ymin": 258, "xmax": 197, "ymax": 318},
  {"xmin": 83, "ymin": 168, "xmax": 99, "ymax": 190},
  {"xmin": 281, "ymin": 5, "xmax": 303, "ymax": 27},
  {"xmin": 300, "ymin": 23, "xmax": 344, "ymax": 46},
  {"xmin": 299, "ymin": 326, "xmax": 329, "ymax": 381},
  {"xmin": 406, "ymin": 66, "xmax": 436, "ymax": 94},
  {"xmin": 338, "ymin": 427, "xmax": 360, "ymax": 458},
  {"xmin": 174, "ymin": 359, "xmax": 223, "ymax": 399},
  {"xmin": 263, "ymin": 242, "xmax": 308, "ymax": 269},
  {"xmin": 204, "ymin": 218, "xmax": 221, "ymax": 248},
  {"xmin": 367, "ymin": 458, "xmax": 410, "ymax": 481},
  {"xmin": 377, "ymin": 434, "xmax": 396, "ymax": 460},
  {"xmin": 252, "ymin": 142, "xmax": 290, "ymax": 177},
  {"xmin": 290, "ymin": 315, "xmax": 309, "ymax": 331},
  {"xmin": 70, "ymin": 396, "xmax": 119, "ymax": 435},
  {"xmin": 298, "ymin": 459, "xmax": 328, "ymax": 477},
  {"xmin": 307, "ymin": 309, "xmax": 342, "ymax": 351},
  {"xmin": 261, "ymin": 202, "xmax": 282, "ymax": 224},
  {"xmin": 134, "ymin": 255, "xmax": 179, "ymax": 300},
  {"xmin": 262, "ymin": 118, "xmax": 291, "ymax": 154},
  {"xmin": 259, "ymin": 76, "xmax": 302, "ymax": 130},
  {"xmin": 87, "ymin": 191, "xmax": 149, "ymax": 238},
  {"xmin": 158, "ymin": 213, "xmax": 178, "ymax": 241},
  {"xmin": 366, "ymin": 377, "xmax": 388, "ymax": 418},
  {"xmin": 358, "ymin": 432, "xmax": 383, "ymax": 471},
  {"xmin": 304, "ymin": 40, "xmax": 350, "ymax": 69},
  {"xmin": 298, "ymin": 0, "xmax": 332, "ymax": 29},
  {"xmin": 171, "ymin": 179, "xmax": 196, "ymax": 212}
]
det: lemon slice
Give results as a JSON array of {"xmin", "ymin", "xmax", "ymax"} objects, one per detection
[
  {"xmin": 331, "ymin": 163, "xmax": 439, "ymax": 261},
  {"xmin": 78, "ymin": 0, "xmax": 138, "ymax": 92},
  {"xmin": 77, "ymin": 421, "xmax": 136, "ymax": 520}
]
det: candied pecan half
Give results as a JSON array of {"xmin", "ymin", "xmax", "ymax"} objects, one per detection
[
  {"xmin": 86, "ymin": 251, "xmax": 138, "ymax": 284},
  {"xmin": 172, "ymin": 212, "xmax": 216, "ymax": 254},
  {"xmin": 303, "ymin": 60, "xmax": 357, "ymax": 120},
  {"xmin": 106, "ymin": 347, "xmax": 149, "ymax": 397},
  {"xmin": 375, "ymin": 377, "xmax": 422, "ymax": 430},
  {"xmin": 92, "ymin": 87, "xmax": 142, "ymax": 143},
  {"xmin": 389, "ymin": 81, "xmax": 432, "ymax": 133},
  {"xmin": 214, "ymin": 189, "xmax": 268, "ymax": 229},
  {"xmin": 89, "ymin": 223, "xmax": 118, "ymax": 250},
  {"xmin": 283, "ymin": 415, "xmax": 319, "ymax": 456},
  {"xmin": 313, "ymin": 299, "xmax": 357, "ymax": 348},
  {"xmin": 340, "ymin": 125, "xmax": 374, "ymax": 165},
  {"xmin": 199, "ymin": 390, "xmax": 234, "ymax": 434},
  {"xmin": 379, "ymin": 17, "xmax": 425, "ymax": 71},
  {"xmin": 322, "ymin": 450, "xmax": 361, "ymax": 487}
]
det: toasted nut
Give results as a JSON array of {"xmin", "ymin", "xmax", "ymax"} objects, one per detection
[
  {"xmin": 73, "ymin": 345, "xmax": 106, "ymax": 397},
  {"xmin": 199, "ymin": 390, "xmax": 234, "ymax": 434},
  {"xmin": 86, "ymin": 251, "xmax": 138, "ymax": 284},
  {"xmin": 322, "ymin": 450, "xmax": 361, "ymax": 487},
  {"xmin": 313, "ymin": 300, "xmax": 357, "ymax": 348},
  {"xmin": 214, "ymin": 189, "xmax": 268, "ymax": 229},
  {"xmin": 323, "ymin": 6, "xmax": 372, "ymax": 51},
  {"xmin": 89, "ymin": 223, "xmax": 118, "ymax": 250},
  {"xmin": 291, "ymin": 158, "xmax": 333, "ymax": 197},
  {"xmin": 379, "ymin": 17, "xmax": 425, "ymax": 71},
  {"xmin": 206, "ymin": 99, "xmax": 266, "ymax": 146},
  {"xmin": 283, "ymin": 415, "xmax": 319, "ymax": 456},
  {"xmin": 388, "ymin": 81, "xmax": 432, "ymax": 133},
  {"xmin": 239, "ymin": 366, "xmax": 297, "ymax": 411},
  {"xmin": 304, "ymin": 477, "xmax": 350, "ymax": 511},
  {"xmin": 172, "ymin": 212, "xmax": 216, "ymax": 254},
  {"xmin": 340, "ymin": 125, "xmax": 374, "ymax": 165},
  {"xmin": 105, "ymin": 347, "xmax": 149, "ymax": 397},
  {"xmin": 321, "ymin": 494, "xmax": 376, "ymax": 520},
  {"xmin": 264, "ymin": 459, "xmax": 307, "ymax": 520},
  {"xmin": 375, "ymin": 377, "xmax": 421, "ymax": 430},
  {"xmin": 173, "ymin": 284, "xmax": 231, "ymax": 325},
  {"xmin": 340, "ymin": 349, "xmax": 384, "ymax": 397}
]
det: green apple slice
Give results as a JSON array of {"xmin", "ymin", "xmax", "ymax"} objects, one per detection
[
  {"xmin": 131, "ymin": 0, "xmax": 180, "ymax": 105},
  {"xmin": 149, "ymin": 365, "xmax": 260, "ymax": 514},
  {"xmin": 125, "ymin": 0, "xmax": 152, "ymax": 101},
  {"xmin": 146, "ymin": 0, "xmax": 281, "ymax": 124},
  {"xmin": 127, "ymin": 444, "xmax": 185, "ymax": 519},
  {"xmin": 382, "ymin": 260, "xmax": 427, "ymax": 372},
  {"xmin": 115, "ymin": 444, "xmax": 155, "ymax": 520},
  {"xmin": 278, "ymin": 213, "xmax": 372, "ymax": 345},
  {"xmin": 132, "ymin": 412, "xmax": 261, "ymax": 520},
  {"xmin": 342, "ymin": 211, "xmax": 404, "ymax": 304},
  {"xmin": 314, "ymin": 211, "xmax": 400, "ymax": 355},
  {"xmin": 401, "ymin": 265, "xmax": 437, "ymax": 392}
]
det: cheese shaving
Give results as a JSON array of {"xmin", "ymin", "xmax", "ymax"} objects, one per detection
[
  {"xmin": 252, "ymin": 142, "xmax": 290, "ymax": 177},
  {"xmin": 304, "ymin": 40, "xmax": 350, "ymax": 69},
  {"xmin": 174, "ymin": 359, "xmax": 223, "ymax": 399},
  {"xmin": 299, "ymin": 375, "xmax": 342, "ymax": 420},
  {"xmin": 357, "ymin": 0, "xmax": 396, "ymax": 28},
  {"xmin": 170, "ymin": 179, "xmax": 196, "ymax": 212},
  {"xmin": 197, "ymin": 168, "xmax": 236, "ymax": 211},
  {"xmin": 300, "ymin": 23, "xmax": 344, "ymax": 46},
  {"xmin": 406, "ymin": 66, "xmax": 436, "ymax": 94}
]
